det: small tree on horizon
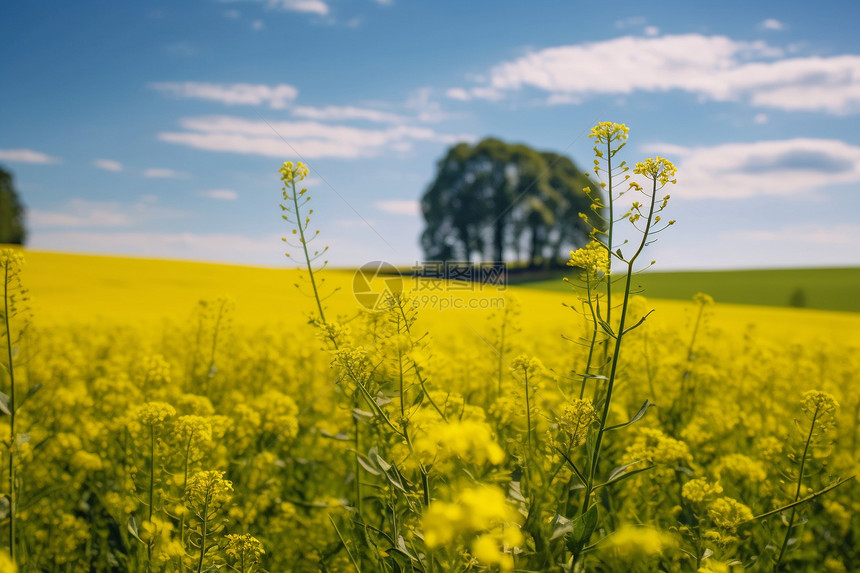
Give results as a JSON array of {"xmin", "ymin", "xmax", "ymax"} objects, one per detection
[
  {"xmin": 420, "ymin": 138, "xmax": 596, "ymax": 268},
  {"xmin": 0, "ymin": 166, "xmax": 27, "ymax": 245}
]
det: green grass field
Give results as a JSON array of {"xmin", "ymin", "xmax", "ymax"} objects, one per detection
[{"xmin": 516, "ymin": 267, "xmax": 860, "ymax": 313}]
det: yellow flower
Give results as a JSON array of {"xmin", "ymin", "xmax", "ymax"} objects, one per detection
[
  {"xmin": 634, "ymin": 156, "xmax": 678, "ymax": 186},
  {"xmin": 707, "ymin": 497, "xmax": 753, "ymax": 531},
  {"xmin": 567, "ymin": 241, "xmax": 609, "ymax": 279},
  {"xmin": 136, "ymin": 401, "xmax": 176, "ymax": 426},
  {"xmin": 801, "ymin": 390, "xmax": 839, "ymax": 430},
  {"xmin": 589, "ymin": 122, "xmax": 629, "ymax": 143},
  {"xmin": 186, "ymin": 470, "xmax": 233, "ymax": 506},
  {"xmin": 604, "ymin": 525, "xmax": 674, "ymax": 559},
  {"xmin": 279, "ymin": 161, "xmax": 310, "ymax": 185},
  {"xmin": 682, "ymin": 478, "xmax": 724, "ymax": 504},
  {"xmin": 624, "ymin": 427, "xmax": 692, "ymax": 466},
  {"xmin": 225, "ymin": 533, "xmax": 265, "ymax": 566}
]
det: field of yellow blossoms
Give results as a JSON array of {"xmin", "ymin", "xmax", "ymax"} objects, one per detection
[{"xmin": 1, "ymin": 123, "xmax": 858, "ymax": 572}]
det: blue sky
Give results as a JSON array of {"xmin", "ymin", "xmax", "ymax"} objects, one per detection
[{"xmin": 3, "ymin": 0, "xmax": 860, "ymax": 270}]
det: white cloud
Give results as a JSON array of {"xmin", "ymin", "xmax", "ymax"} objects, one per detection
[
  {"xmin": 224, "ymin": 9, "xmax": 240, "ymax": 19},
  {"xmin": 158, "ymin": 115, "xmax": 474, "ymax": 159},
  {"xmin": 0, "ymin": 149, "xmax": 60, "ymax": 164},
  {"xmin": 28, "ymin": 197, "xmax": 182, "ymax": 229},
  {"xmin": 446, "ymin": 88, "xmax": 471, "ymax": 101},
  {"xmin": 292, "ymin": 105, "xmax": 407, "ymax": 123},
  {"xmin": 93, "ymin": 158, "xmax": 123, "ymax": 172},
  {"xmin": 451, "ymin": 34, "xmax": 860, "ymax": 114},
  {"xmin": 265, "ymin": 0, "xmax": 329, "ymax": 16},
  {"xmin": 644, "ymin": 26, "xmax": 659, "ymax": 37},
  {"xmin": 405, "ymin": 87, "xmax": 460, "ymax": 123},
  {"xmin": 28, "ymin": 231, "xmax": 286, "ymax": 265},
  {"xmin": 641, "ymin": 138, "xmax": 860, "ymax": 199},
  {"xmin": 199, "ymin": 189, "xmax": 239, "ymax": 200},
  {"xmin": 753, "ymin": 113, "xmax": 769, "ymax": 124},
  {"xmin": 760, "ymin": 18, "xmax": 785, "ymax": 31},
  {"xmin": 144, "ymin": 168, "xmax": 189, "ymax": 179},
  {"xmin": 725, "ymin": 224, "xmax": 860, "ymax": 246},
  {"xmin": 150, "ymin": 82, "xmax": 299, "ymax": 109},
  {"xmin": 375, "ymin": 200, "xmax": 420, "ymax": 216},
  {"xmin": 251, "ymin": 19, "xmax": 264, "ymax": 30}
]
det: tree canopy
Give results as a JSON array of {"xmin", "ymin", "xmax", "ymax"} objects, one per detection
[
  {"xmin": 420, "ymin": 138, "xmax": 597, "ymax": 267},
  {"xmin": 0, "ymin": 166, "xmax": 26, "ymax": 245}
]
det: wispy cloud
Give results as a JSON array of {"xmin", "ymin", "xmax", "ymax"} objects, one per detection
[
  {"xmin": 725, "ymin": 224, "xmax": 860, "ymax": 246},
  {"xmin": 233, "ymin": 0, "xmax": 330, "ymax": 16},
  {"xmin": 199, "ymin": 189, "xmax": 238, "ymax": 200},
  {"xmin": 448, "ymin": 34, "xmax": 860, "ymax": 114},
  {"xmin": 29, "ymin": 197, "xmax": 183, "ymax": 229},
  {"xmin": 291, "ymin": 105, "xmax": 407, "ymax": 123},
  {"xmin": 150, "ymin": 82, "xmax": 298, "ymax": 109},
  {"xmin": 0, "ymin": 149, "xmax": 61, "ymax": 164},
  {"xmin": 93, "ymin": 159, "xmax": 123, "ymax": 172},
  {"xmin": 759, "ymin": 18, "xmax": 785, "ymax": 31},
  {"xmin": 143, "ymin": 168, "xmax": 189, "ymax": 179},
  {"xmin": 642, "ymin": 138, "xmax": 860, "ymax": 199},
  {"xmin": 405, "ymin": 87, "xmax": 461, "ymax": 123},
  {"xmin": 158, "ymin": 115, "xmax": 474, "ymax": 159},
  {"xmin": 28, "ymin": 230, "xmax": 285, "ymax": 265},
  {"xmin": 375, "ymin": 200, "xmax": 420, "ymax": 215}
]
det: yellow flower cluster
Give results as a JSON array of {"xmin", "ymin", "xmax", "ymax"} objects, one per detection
[
  {"xmin": 136, "ymin": 401, "xmax": 176, "ymax": 426},
  {"xmin": 567, "ymin": 241, "xmax": 608, "ymax": 279},
  {"xmin": 802, "ymin": 390, "xmax": 839, "ymax": 430},
  {"xmin": 634, "ymin": 156, "xmax": 678, "ymax": 186},
  {"xmin": 624, "ymin": 427, "xmax": 692, "ymax": 466},
  {"xmin": 224, "ymin": 533, "xmax": 265, "ymax": 565},
  {"xmin": 556, "ymin": 399, "xmax": 597, "ymax": 447},
  {"xmin": 186, "ymin": 470, "xmax": 234, "ymax": 506},
  {"xmin": 423, "ymin": 486, "xmax": 523, "ymax": 571},
  {"xmin": 588, "ymin": 122, "xmax": 629, "ymax": 144},
  {"xmin": 707, "ymin": 497, "xmax": 753, "ymax": 531},
  {"xmin": 682, "ymin": 478, "xmax": 724, "ymax": 504},
  {"xmin": 714, "ymin": 453, "xmax": 767, "ymax": 483},
  {"xmin": 603, "ymin": 524, "xmax": 675, "ymax": 560},
  {"xmin": 279, "ymin": 160, "xmax": 310, "ymax": 184},
  {"xmin": 412, "ymin": 414, "xmax": 505, "ymax": 468}
]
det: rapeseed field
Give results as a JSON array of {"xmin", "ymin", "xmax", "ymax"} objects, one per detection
[{"xmin": 0, "ymin": 123, "xmax": 857, "ymax": 572}]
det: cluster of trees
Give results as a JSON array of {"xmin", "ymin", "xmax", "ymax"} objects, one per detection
[
  {"xmin": 420, "ymin": 138, "xmax": 596, "ymax": 268},
  {"xmin": 0, "ymin": 167, "xmax": 26, "ymax": 245}
]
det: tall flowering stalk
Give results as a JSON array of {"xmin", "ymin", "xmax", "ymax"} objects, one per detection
[
  {"xmin": 564, "ymin": 123, "xmax": 677, "ymax": 565},
  {"xmin": 0, "ymin": 250, "xmax": 28, "ymax": 562},
  {"xmin": 775, "ymin": 391, "xmax": 838, "ymax": 570}
]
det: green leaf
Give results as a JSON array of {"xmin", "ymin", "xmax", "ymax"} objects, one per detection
[
  {"xmin": 352, "ymin": 408, "xmax": 375, "ymax": 421},
  {"xmin": 127, "ymin": 516, "xmax": 144, "ymax": 544},
  {"xmin": 550, "ymin": 514, "xmax": 572, "ymax": 541},
  {"xmin": 319, "ymin": 429, "xmax": 350, "ymax": 441},
  {"xmin": 566, "ymin": 504, "xmax": 598, "ymax": 556},
  {"xmin": 17, "ymin": 383, "xmax": 42, "ymax": 410},
  {"xmin": 356, "ymin": 455, "xmax": 382, "ymax": 476},
  {"xmin": 0, "ymin": 392, "xmax": 10, "ymax": 416},
  {"xmin": 593, "ymin": 463, "xmax": 655, "ymax": 491},
  {"xmin": 605, "ymin": 400, "xmax": 655, "ymax": 432}
]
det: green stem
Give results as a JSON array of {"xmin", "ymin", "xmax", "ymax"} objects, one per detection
[
  {"xmin": 290, "ymin": 178, "xmax": 326, "ymax": 324},
  {"xmin": 4, "ymin": 263, "xmax": 16, "ymax": 562},
  {"xmin": 775, "ymin": 407, "xmax": 819, "ymax": 570},
  {"xmin": 196, "ymin": 494, "xmax": 211, "ymax": 573},
  {"xmin": 604, "ymin": 140, "xmax": 613, "ymax": 330},
  {"xmin": 584, "ymin": 175, "xmax": 659, "ymax": 514},
  {"xmin": 148, "ymin": 423, "xmax": 155, "ymax": 565},
  {"xmin": 353, "ymin": 403, "xmax": 362, "ymax": 517},
  {"xmin": 524, "ymin": 371, "xmax": 533, "ymax": 454}
]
